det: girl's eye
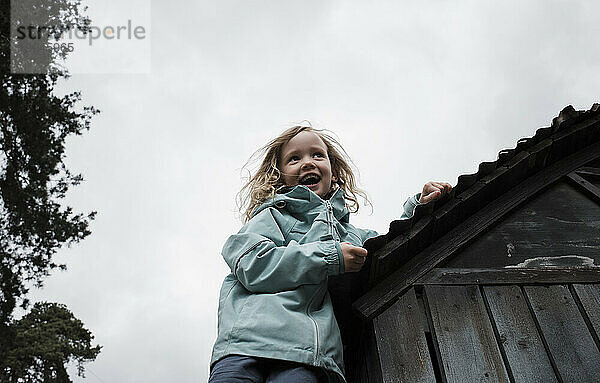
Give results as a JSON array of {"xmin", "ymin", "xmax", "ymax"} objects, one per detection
[
  {"xmin": 313, "ymin": 152, "xmax": 325, "ymax": 158},
  {"xmin": 288, "ymin": 156, "xmax": 300, "ymax": 163}
]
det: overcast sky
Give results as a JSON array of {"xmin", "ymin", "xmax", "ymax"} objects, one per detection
[{"xmin": 25, "ymin": 1, "xmax": 600, "ymax": 382}]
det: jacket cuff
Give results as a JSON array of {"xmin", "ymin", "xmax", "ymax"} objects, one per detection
[
  {"xmin": 322, "ymin": 240, "xmax": 343, "ymax": 276},
  {"xmin": 401, "ymin": 193, "xmax": 422, "ymax": 219},
  {"xmin": 415, "ymin": 192, "xmax": 422, "ymax": 204}
]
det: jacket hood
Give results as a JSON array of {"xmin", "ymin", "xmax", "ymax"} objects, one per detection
[{"xmin": 251, "ymin": 185, "xmax": 350, "ymax": 222}]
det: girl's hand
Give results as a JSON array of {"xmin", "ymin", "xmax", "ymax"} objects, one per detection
[
  {"xmin": 340, "ymin": 242, "xmax": 368, "ymax": 273},
  {"xmin": 419, "ymin": 181, "xmax": 452, "ymax": 204}
]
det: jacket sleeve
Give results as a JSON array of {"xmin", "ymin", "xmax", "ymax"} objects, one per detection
[
  {"xmin": 355, "ymin": 227, "xmax": 379, "ymax": 245},
  {"xmin": 400, "ymin": 193, "xmax": 422, "ymax": 219},
  {"xmin": 222, "ymin": 209, "xmax": 344, "ymax": 293}
]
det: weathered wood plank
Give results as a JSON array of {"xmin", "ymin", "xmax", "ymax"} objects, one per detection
[
  {"xmin": 525, "ymin": 285, "xmax": 600, "ymax": 382},
  {"xmin": 354, "ymin": 142, "xmax": 600, "ymax": 320},
  {"xmin": 567, "ymin": 171, "xmax": 600, "ymax": 203},
  {"xmin": 444, "ymin": 181, "xmax": 600, "ymax": 269},
  {"xmin": 483, "ymin": 285, "xmax": 558, "ymax": 383},
  {"xmin": 373, "ymin": 288, "xmax": 435, "ymax": 383},
  {"xmin": 425, "ymin": 285, "xmax": 510, "ymax": 382},
  {"xmin": 416, "ymin": 268, "xmax": 600, "ymax": 285},
  {"xmin": 572, "ymin": 284, "xmax": 600, "ymax": 347}
]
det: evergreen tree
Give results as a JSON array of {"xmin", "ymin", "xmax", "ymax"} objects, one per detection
[
  {"xmin": 0, "ymin": 302, "xmax": 101, "ymax": 382},
  {"xmin": 0, "ymin": 0, "xmax": 101, "ymax": 380}
]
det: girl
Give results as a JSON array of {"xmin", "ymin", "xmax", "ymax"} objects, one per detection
[{"xmin": 209, "ymin": 126, "xmax": 451, "ymax": 383}]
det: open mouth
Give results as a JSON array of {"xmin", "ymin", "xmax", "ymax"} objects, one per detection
[{"xmin": 299, "ymin": 174, "xmax": 321, "ymax": 187}]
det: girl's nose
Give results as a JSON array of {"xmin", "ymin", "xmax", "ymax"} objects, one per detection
[{"xmin": 301, "ymin": 158, "xmax": 316, "ymax": 170}]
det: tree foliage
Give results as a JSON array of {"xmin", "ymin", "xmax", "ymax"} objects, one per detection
[
  {"xmin": 0, "ymin": 0, "xmax": 97, "ymax": 322},
  {"xmin": 0, "ymin": 302, "xmax": 101, "ymax": 382},
  {"xmin": 0, "ymin": 0, "xmax": 101, "ymax": 380}
]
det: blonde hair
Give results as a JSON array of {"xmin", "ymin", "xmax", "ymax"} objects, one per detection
[{"xmin": 237, "ymin": 125, "xmax": 371, "ymax": 223}]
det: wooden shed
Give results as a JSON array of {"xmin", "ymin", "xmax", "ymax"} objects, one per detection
[{"xmin": 336, "ymin": 105, "xmax": 600, "ymax": 383}]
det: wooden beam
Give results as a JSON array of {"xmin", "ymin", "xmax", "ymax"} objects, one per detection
[
  {"xmin": 566, "ymin": 171, "xmax": 600, "ymax": 203},
  {"xmin": 354, "ymin": 141, "xmax": 600, "ymax": 320},
  {"xmin": 415, "ymin": 268, "xmax": 600, "ymax": 285},
  {"xmin": 575, "ymin": 166, "xmax": 600, "ymax": 179}
]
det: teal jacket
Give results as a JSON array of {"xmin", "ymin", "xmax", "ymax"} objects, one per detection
[{"xmin": 210, "ymin": 185, "xmax": 420, "ymax": 382}]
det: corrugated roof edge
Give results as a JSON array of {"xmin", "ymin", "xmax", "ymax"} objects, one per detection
[{"xmin": 363, "ymin": 103, "xmax": 600, "ymax": 284}]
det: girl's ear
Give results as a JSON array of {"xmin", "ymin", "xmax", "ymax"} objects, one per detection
[{"xmin": 331, "ymin": 175, "xmax": 338, "ymax": 183}]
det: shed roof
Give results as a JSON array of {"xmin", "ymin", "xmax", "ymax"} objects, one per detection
[{"xmin": 354, "ymin": 104, "xmax": 600, "ymax": 320}]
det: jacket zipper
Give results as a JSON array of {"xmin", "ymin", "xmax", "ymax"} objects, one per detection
[
  {"xmin": 305, "ymin": 201, "xmax": 341, "ymax": 364},
  {"xmin": 306, "ymin": 286, "xmax": 320, "ymax": 364},
  {"xmin": 325, "ymin": 200, "xmax": 340, "ymax": 240}
]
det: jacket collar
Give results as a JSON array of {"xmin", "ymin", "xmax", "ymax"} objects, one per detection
[{"xmin": 251, "ymin": 185, "xmax": 349, "ymax": 221}]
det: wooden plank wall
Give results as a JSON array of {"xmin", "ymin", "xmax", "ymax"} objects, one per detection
[
  {"xmin": 443, "ymin": 181, "xmax": 600, "ymax": 269},
  {"xmin": 425, "ymin": 285, "xmax": 510, "ymax": 382},
  {"xmin": 525, "ymin": 285, "xmax": 600, "ymax": 382},
  {"xmin": 483, "ymin": 285, "xmax": 557, "ymax": 382},
  {"xmin": 370, "ymin": 283, "xmax": 600, "ymax": 383},
  {"xmin": 373, "ymin": 288, "xmax": 435, "ymax": 383}
]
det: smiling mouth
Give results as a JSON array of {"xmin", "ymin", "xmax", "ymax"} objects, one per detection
[{"xmin": 299, "ymin": 174, "xmax": 321, "ymax": 187}]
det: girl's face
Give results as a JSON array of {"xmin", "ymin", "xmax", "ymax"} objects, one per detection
[{"xmin": 280, "ymin": 131, "xmax": 333, "ymax": 199}]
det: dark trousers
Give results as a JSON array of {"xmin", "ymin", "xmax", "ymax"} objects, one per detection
[{"xmin": 209, "ymin": 355, "xmax": 323, "ymax": 383}]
